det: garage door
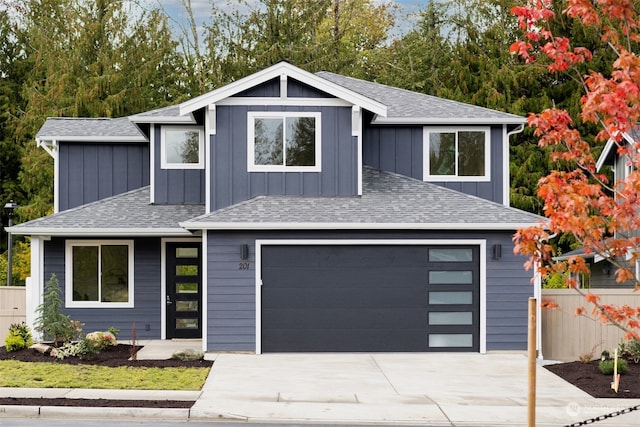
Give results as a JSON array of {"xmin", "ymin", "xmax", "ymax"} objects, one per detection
[{"xmin": 261, "ymin": 245, "xmax": 480, "ymax": 352}]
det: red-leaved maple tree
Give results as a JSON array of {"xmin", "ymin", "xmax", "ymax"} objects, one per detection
[{"xmin": 511, "ymin": 0, "xmax": 640, "ymax": 339}]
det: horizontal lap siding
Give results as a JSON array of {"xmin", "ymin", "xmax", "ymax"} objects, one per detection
[
  {"xmin": 43, "ymin": 237, "xmax": 162, "ymax": 339},
  {"xmin": 206, "ymin": 230, "xmax": 533, "ymax": 352},
  {"xmin": 207, "ymin": 236, "xmax": 256, "ymax": 350},
  {"xmin": 59, "ymin": 143, "xmax": 150, "ymax": 211}
]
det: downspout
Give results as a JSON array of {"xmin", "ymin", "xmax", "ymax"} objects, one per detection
[
  {"xmin": 505, "ymin": 124, "xmax": 542, "ymax": 357},
  {"xmin": 504, "ymin": 124, "xmax": 525, "ymax": 207}
]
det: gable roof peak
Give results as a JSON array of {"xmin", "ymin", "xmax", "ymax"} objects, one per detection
[{"xmin": 178, "ymin": 61, "xmax": 387, "ymax": 117}]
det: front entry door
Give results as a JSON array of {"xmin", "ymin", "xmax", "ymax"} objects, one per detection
[{"xmin": 166, "ymin": 242, "xmax": 202, "ymax": 339}]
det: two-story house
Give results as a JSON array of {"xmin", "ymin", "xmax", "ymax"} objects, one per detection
[{"xmin": 10, "ymin": 62, "xmax": 543, "ymax": 353}]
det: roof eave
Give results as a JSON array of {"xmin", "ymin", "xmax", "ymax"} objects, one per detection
[
  {"xmin": 371, "ymin": 116, "xmax": 526, "ymax": 125},
  {"xmin": 35, "ymin": 135, "xmax": 148, "ymax": 143},
  {"xmin": 7, "ymin": 227, "xmax": 195, "ymax": 237},
  {"xmin": 128, "ymin": 115, "xmax": 196, "ymax": 124},
  {"xmin": 180, "ymin": 221, "xmax": 542, "ymax": 231}
]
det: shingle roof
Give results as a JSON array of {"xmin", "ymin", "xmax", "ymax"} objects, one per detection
[
  {"xmin": 181, "ymin": 167, "xmax": 543, "ymax": 230},
  {"xmin": 36, "ymin": 117, "xmax": 146, "ymax": 141},
  {"xmin": 315, "ymin": 71, "xmax": 525, "ymax": 124},
  {"xmin": 128, "ymin": 105, "xmax": 195, "ymax": 123},
  {"xmin": 9, "ymin": 187, "xmax": 205, "ymax": 236}
]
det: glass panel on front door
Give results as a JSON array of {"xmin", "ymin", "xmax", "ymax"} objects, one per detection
[{"xmin": 166, "ymin": 243, "xmax": 202, "ymax": 339}]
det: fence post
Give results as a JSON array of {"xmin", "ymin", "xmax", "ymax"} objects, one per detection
[{"xmin": 528, "ymin": 297, "xmax": 537, "ymax": 427}]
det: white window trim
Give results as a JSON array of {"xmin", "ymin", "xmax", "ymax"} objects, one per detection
[
  {"xmin": 247, "ymin": 111, "xmax": 322, "ymax": 172},
  {"xmin": 65, "ymin": 240, "xmax": 135, "ymax": 308},
  {"xmin": 423, "ymin": 126, "xmax": 491, "ymax": 182},
  {"xmin": 161, "ymin": 126, "xmax": 205, "ymax": 169}
]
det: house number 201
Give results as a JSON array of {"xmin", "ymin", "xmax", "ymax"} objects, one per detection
[{"xmin": 239, "ymin": 262, "xmax": 250, "ymax": 270}]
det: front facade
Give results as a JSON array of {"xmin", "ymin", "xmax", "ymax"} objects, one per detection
[{"xmin": 11, "ymin": 62, "xmax": 542, "ymax": 353}]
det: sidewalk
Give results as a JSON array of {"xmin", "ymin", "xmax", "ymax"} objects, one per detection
[{"xmin": 1, "ymin": 350, "xmax": 639, "ymax": 426}]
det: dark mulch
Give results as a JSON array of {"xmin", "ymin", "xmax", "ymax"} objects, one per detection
[
  {"xmin": 0, "ymin": 344, "xmax": 212, "ymax": 408},
  {"xmin": 546, "ymin": 359, "xmax": 640, "ymax": 398},
  {"xmin": 0, "ymin": 397, "xmax": 194, "ymax": 408},
  {"xmin": 0, "ymin": 344, "xmax": 213, "ymax": 368}
]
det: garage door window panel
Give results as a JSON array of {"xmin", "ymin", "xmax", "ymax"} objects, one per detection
[
  {"xmin": 428, "ymin": 291, "xmax": 473, "ymax": 305},
  {"xmin": 429, "ymin": 334, "xmax": 474, "ymax": 348},
  {"xmin": 429, "ymin": 311, "xmax": 473, "ymax": 325}
]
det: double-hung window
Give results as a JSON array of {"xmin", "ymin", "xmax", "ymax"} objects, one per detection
[
  {"xmin": 161, "ymin": 126, "xmax": 204, "ymax": 169},
  {"xmin": 65, "ymin": 240, "xmax": 134, "ymax": 308},
  {"xmin": 423, "ymin": 127, "xmax": 490, "ymax": 181},
  {"xmin": 248, "ymin": 111, "xmax": 321, "ymax": 172}
]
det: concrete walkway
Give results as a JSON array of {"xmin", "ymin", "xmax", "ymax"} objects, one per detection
[{"xmin": 2, "ymin": 347, "xmax": 640, "ymax": 426}]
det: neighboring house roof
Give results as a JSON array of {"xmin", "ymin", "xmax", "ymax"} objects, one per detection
[
  {"xmin": 181, "ymin": 167, "xmax": 544, "ymax": 231},
  {"xmin": 315, "ymin": 71, "xmax": 525, "ymax": 125},
  {"xmin": 36, "ymin": 117, "xmax": 147, "ymax": 142},
  {"xmin": 8, "ymin": 187, "xmax": 204, "ymax": 237},
  {"xmin": 596, "ymin": 128, "xmax": 640, "ymax": 171}
]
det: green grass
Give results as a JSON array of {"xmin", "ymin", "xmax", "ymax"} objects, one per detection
[{"xmin": 0, "ymin": 361, "xmax": 210, "ymax": 390}]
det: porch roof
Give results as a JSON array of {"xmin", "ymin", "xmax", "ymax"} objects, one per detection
[
  {"xmin": 181, "ymin": 167, "xmax": 544, "ymax": 231},
  {"xmin": 8, "ymin": 187, "xmax": 204, "ymax": 237}
]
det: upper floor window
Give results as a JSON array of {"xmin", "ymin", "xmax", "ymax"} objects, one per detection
[
  {"xmin": 161, "ymin": 126, "xmax": 204, "ymax": 169},
  {"xmin": 423, "ymin": 127, "xmax": 490, "ymax": 181},
  {"xmin": 248, "ymin": 111, "xmax": 321, "ymax": 172},
  {"xmin": 65, "ymin": 240, "xmax": 134, "ymax": 308}
]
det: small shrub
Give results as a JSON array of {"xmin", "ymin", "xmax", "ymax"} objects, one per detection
[
  {"xmin": 172, "ymin": 349, "xmax": 204, "ymax": 361},
  {"xmin": 34, "ymin": 274, "xmax": 75, "ymax": 346},
  {"xmin": 53, "ymin": 340, "xmax": 98, "ymax": 360},
  {"xmin": 619, "ymin": 339, "xmax": 640, "ymax": 364},
  {"xmin": 5, "ymin": 335, "xmax": 27, "ymax": 352},
  {"xmin": 598, "ymin": 358, "xmax": 628, "ymax": 375},
  {"xmin": 85, "ymin": 331, "xmax": 117, "ymax": 350},
  {"xmin": 107, "ymin": 327, "xmax": 120, "ymax": 339},
  {"xmin": 4, "ymin": 322, "xmax": 33, "ymax": 351}
]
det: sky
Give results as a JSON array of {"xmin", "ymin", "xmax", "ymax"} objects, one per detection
[{"xmin": 140, "ymin": 0, "xmax": 434, "ymax": 40}]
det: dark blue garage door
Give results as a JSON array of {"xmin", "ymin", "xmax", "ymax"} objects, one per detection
[{"xmin": 261, "ymin": 245, "xmax": 480, "ymax": 352}]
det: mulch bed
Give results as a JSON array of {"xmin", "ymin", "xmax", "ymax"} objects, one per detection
[
  {"xmin": 546, "ymin": 359, "xmax": 640, "ymax": 398},
  {"xmin": 0, "ymin": 344, "xmax": 212, "ymax": 408}
]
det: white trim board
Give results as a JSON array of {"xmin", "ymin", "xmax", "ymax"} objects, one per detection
[{"xmin": 254, "ymin": 239, "xmax": 487, "ymax": 355}]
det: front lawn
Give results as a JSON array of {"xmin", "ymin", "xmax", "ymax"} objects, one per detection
[{"xmin": 0, "ymin": 360, "xmax": 210, "ymax": 390}]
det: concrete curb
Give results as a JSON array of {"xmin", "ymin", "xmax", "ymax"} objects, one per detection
[{"xmin": 0, "ymin": 405, "xmax": 191, "ymax": 420}]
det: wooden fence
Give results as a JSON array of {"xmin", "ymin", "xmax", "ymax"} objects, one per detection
[
  {"xmin": 541, "ymin": 288, "xmax": 640, "ymax": 361},
  {"xmin": 0, "ymin": 286, "xmax": 26, "ymax": 344}
]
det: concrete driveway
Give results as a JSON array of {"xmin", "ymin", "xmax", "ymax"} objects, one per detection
[{"xmin": 190, "ymin": 352, "xmax": 640, "ymax": 426}]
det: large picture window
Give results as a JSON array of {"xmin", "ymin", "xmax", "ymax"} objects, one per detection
[
  {"xmin": 161, "ymin": 126, "xmax": 204, "ymax": 169},
  {"xmin": 248, "ymin": 112, "xmax": 321, "ymax": 172},
  {"xmin": 423, "ymin": 127, "xmax": 490, "ymax": 181},
  {"xmin": 65, "ymin": 241, "xmax": 134, "ymax": 308}
]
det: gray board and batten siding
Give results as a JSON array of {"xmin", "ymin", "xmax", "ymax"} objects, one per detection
[
  {"xmin": 363, "ymin": 123, "xmax": 506, "ymax": 205},
  {"xmin": 42, "ymin": 237, "xmax": 163, "ymax": 340},
  {"xmin": 206, "ymin": 230, "xmax": 533, "ymax": 353},
  {"xmin": 234, "ymin": 77, "xmax": 336, "ymax": 98},
  {"xmin": 58, "ymin": 142, "xmax": 150, "ymax": 211},
  {"xmin": 152, "ymin": 124, "xmax": 206, "ymax": 205},
  {"xmin": 210, "ymin": 105, "xmax": 357, "ymax": 211}
]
